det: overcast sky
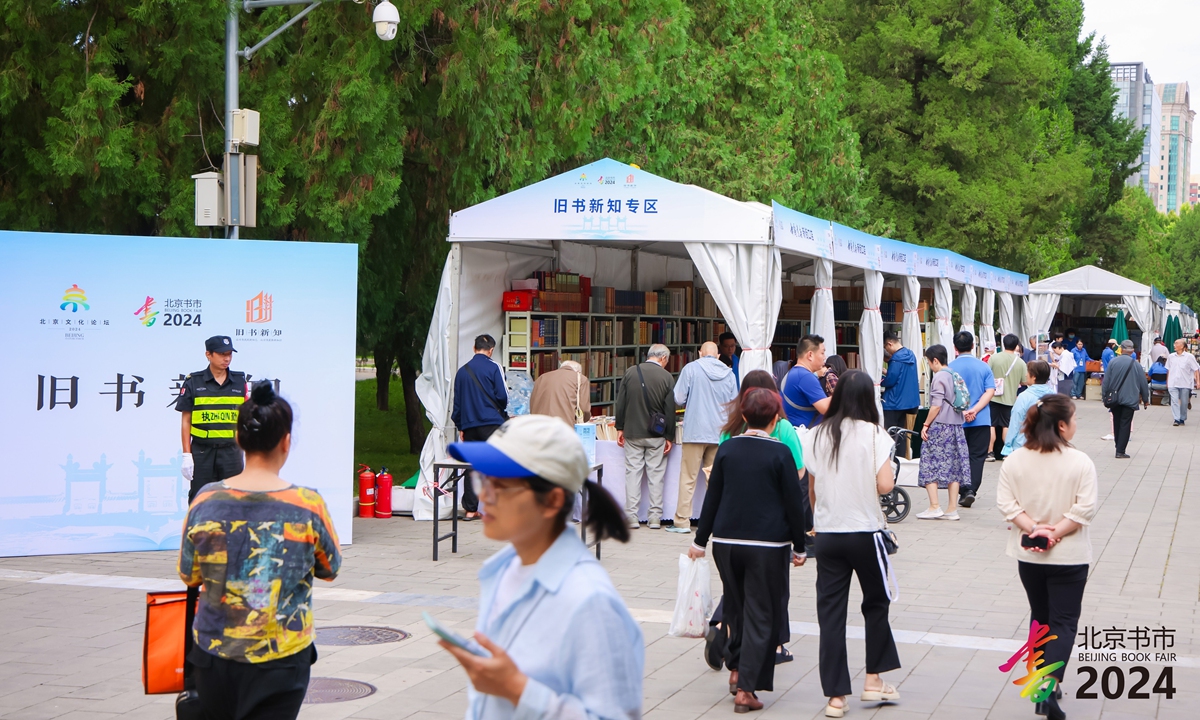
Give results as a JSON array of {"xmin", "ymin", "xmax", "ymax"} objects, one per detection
[{"xmin": 1083, "ymin": 0, "xmax": 1200, "ymax": 177}]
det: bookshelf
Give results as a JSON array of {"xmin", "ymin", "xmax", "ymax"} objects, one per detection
[{"xmin": 504, "ymin": 311, "xmax": 728, "ymax": 415}]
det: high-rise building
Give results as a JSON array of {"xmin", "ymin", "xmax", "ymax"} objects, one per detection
[
  {"xmin": 1156, "ymin": 83, "xmax": 1194, "ymax": 213},
  {"xmin": 1112, "ymin": 62, "xmax": 1162, "ymax": 202}
]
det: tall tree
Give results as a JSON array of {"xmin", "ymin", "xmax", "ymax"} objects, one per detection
[
  {"xmin": 359, "ymin": 0, "xmax": 688, "ymax": 447},
  {"xmin": 809, "ymin": 0, "xmax": 1093, "ymax": 274},
  {"xmin": 593, "ymin": 0, "xmax": 867, "ymax": 224}
]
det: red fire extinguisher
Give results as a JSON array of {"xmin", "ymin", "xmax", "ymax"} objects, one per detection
[
  {"xmin": 358, "ymin": 464, "xmax": 376, "ymax": 518},
  {"xmin": 374, "ymin": 467, "xmax": 393, "ymax": 518}
]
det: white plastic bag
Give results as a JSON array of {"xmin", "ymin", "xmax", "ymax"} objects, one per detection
[{"xmin": 668, "ymin": 554, "xmax": 713, "ymax": 638}]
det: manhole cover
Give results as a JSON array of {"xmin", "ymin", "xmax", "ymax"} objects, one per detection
[
  {"xmin": 304, "ymin": 677, "xmax": 377, "ymax": 704},
  {"xmin": 316, "ymin": 625, "xmax": 410, "ymax": 646}
]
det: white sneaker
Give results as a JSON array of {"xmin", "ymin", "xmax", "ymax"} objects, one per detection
[
  {"xmin": 940, "ymin": 511, "xmax": 961, "ymax": 521},
  {"xmin": 648, "ymin": 520, "xmax": 661, "ymax": 529},
  {"xmin": 1101, "ymin": 433, "xmax": 1115, "ymax": 440},
  {"xmin": 916, "ymin": 508, "xmax": 945, "ymax": 520}
]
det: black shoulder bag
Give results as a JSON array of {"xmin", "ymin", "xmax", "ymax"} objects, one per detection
[
  {"xmin": 635, "ymin": 364, "xmax": 668, "ymax": 437},
  {"xmin": 465, "ymin": 364, "xmax": 509, "ymax": 421},
  {"xmin": 1102, "ymin": 359, "xmax": 1137, "ymax": 410}
]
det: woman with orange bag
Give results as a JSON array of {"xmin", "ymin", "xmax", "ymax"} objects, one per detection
[{"xmin": 179, "ymin": 382, "xmax": 341, "ymax": 719}]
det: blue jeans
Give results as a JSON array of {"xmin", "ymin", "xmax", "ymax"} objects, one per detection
[
  {"xmin": 1170, "ymin": 388, "xmax": 1192, "ymax": 423},
  {"xmin": 1071, "ymin": 372, "xmax": 1087, "ymax": 398}
]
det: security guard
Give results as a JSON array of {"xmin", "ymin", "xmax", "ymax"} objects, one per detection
[{"xmin": 177, "ymin": 335, "xmax": 248, "ymax": 500}]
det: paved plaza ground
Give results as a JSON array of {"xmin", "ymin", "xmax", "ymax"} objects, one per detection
[{"xmin": 2, "ymin": 399, "xmax": 1199, "ymax": 719}]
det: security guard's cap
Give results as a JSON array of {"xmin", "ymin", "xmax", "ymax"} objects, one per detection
[{"xmin": 205, "ymin": 335, "xmax": 237, "ymax": 353}]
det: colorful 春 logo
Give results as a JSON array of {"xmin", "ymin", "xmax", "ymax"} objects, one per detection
[
  {"xmin": 246, "ymin": 291, "xmax": 273, "ymax": 323},
  {"xmin": 134, "ymin": 296, "xmax": 158, "ymax": 326},
  {"xmin": 999, "ymin": 620, "xmax": 1064, "ymax": 704},
  {"xmin": 60, "ymin": 284, "xmax": 89, "ymax": 312}
]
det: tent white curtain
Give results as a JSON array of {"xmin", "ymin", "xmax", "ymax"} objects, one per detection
[
  {"xmin": 959, "ymin": 285, "xmax": 978, "ymax": 353},
  {"xmin": 1022, "ymin": 293, "xmax": 1061, "ymax": 344},
  {"xmin": 998, "ymin": 291, "xmax": 1016, "ymax": 338},
  {"xmin": 414, "ymin": 245, "xmax": 461, "ymax": 521},
  {"xmin": 861, "ymin": 269, "xmax": 884, "ymax": 384},
  {"xmin": 686, "ymin": 242, "xmax": 782, "ymax": 380},
  {"xmin": 980, "ymin": 288, "xmax": 996, "ymax": 351},
  {"xmin": 812, "ymin": 258, "xmax": 836, "ymax": 356},
  {"xmin": 902, "ymin": 275, "xmax": 923, "ymax": 356},
  {"xmin": 414, "ymin": 243, "xmax": 551, "ymax": 520},
  {"xmin": 1123, "ymin": 295, "xmax": 1155, "ymax": 368},
  {"xmin": 934, "ymin": 278, "xmax": 953, "ymax": 349}
]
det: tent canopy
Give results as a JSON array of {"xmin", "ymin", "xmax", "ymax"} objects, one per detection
[
  {"xmin": 1028, "ymin": 265, "xmax": 1151, "ymax": 297},
  {"xmin": 448, "ymin": 157, "xmax": 772, "ymax": 252}
]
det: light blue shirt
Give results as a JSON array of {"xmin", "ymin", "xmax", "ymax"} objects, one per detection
[
  {"xmin": 674, "ymin": 356, "xmax": 738, "ymax": 444},
  {"xmin": 466, "ymin": 530, "xmax": 643, "ymax": 720},
  {"xmin": 1002, "ymin": 383, "xmax": 1056, "ymax": 456}
]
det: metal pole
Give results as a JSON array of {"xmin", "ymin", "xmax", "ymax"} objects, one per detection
[{"xmin": 225, "ymin": 5, "xmax": 240, "ymax": 239}]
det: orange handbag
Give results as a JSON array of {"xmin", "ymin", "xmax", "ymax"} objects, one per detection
[{"xmin": 142, "ymin": 591, "xmax": 187, "ymax": 694}]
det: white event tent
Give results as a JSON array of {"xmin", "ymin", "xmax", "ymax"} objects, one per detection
[
  {"xmin": 1165, "ymin": 300, "xmax": 1197, "ymax": 335},
  {"xmin": 1025, "ymin": 265, "xmax": 1166, "ymax": 366},
  {"xmin": 415, "ymin": 159, "xmax": 1029, "ymax": 518}
]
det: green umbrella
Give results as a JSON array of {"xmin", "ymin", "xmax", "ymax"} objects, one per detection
[
  {"xmin": 1164, "ymin": 314, "xmax": 1182, "ymax": 349},
  {"xmin": 1110, "ymin": 309, "xmax": 1129, "ymax": 345}
]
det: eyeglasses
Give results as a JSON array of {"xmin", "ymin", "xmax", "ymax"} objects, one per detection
[{"xmin": 470, "ymin": 472, "xmax": 531, "ymax": 503}]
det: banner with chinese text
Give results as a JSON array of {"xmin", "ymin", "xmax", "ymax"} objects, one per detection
[{"xmin": 0, "ymin": 231, "xmax": 357, "ymax": 557}]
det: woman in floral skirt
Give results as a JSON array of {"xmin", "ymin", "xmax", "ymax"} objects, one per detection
[{"xmin": 916, "ymin": 345, "xmax": 971, "ymax": 521}]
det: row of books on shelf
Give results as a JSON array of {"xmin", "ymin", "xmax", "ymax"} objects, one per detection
[
  {"xmin": 512, "ymin": 315, "xmax": 726, "ymax": 349},
  {"xmin": 508, "ymin": 272, "xmax": 724, "ymax": 318},
  {"xmin": 559, "ymin": 351, "xmax": 637, "ymax": 380}
]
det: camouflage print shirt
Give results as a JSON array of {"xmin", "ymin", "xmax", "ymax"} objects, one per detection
[{"xmin": 179, "ymin": 483, "xmax": 341, "ymax": 663}]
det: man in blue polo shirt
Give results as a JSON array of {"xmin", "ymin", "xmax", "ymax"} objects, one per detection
[
  {"xmin": 949, "ymin": 331, "xmax": 996, "ymax": 508},
  {"xmin": 782, "ymin": 334, "xmax": 831, "ymax": 428}
]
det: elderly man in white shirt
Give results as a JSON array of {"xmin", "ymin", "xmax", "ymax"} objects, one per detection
[
  {"xmin": 1050, "ymin": 342, "xmax": 1076, "ymax": 396},
  {"xmin": 1165, "ymin": 339, "xmax": 1200, "ymax": 426}
]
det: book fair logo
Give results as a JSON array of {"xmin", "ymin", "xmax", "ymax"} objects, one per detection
[
  {"xmin": 246, "ymin": 291, "xmax": 273, "ymax": 323},
  {"xmin": 999, "ymin": 620, "xmax": 1063, "ymax": 704},
  {"xmin": 60, "ymin": 284, "xmax": 90, "ymax": 312},
  {"xmin": 1000, "ymin": 622, "xmax": 1177, "ymax": 706},
  {"xmin": 134, "ymin": 297, "xmax": 159, "ymax": 327},
  {"xmin": 132, "ymin": 296, "xmax": 203, "ymax": 328}
]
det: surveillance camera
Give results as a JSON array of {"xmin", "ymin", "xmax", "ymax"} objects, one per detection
[{"xmin": 373, "ymin": 1, "xmax": 399, "ymax": 41}]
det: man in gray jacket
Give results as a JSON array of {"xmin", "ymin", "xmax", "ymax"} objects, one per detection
[
  {"xmin": 615, "ymin": 344, "xmax": 676, "ymax": 529},
  {"xmin": 1101, "ymin": 339, "xmax": 1150, "ymax": 459},
  {"xmin": 668, "ymin": 342, "xmax": 738, "ymax": 533}
]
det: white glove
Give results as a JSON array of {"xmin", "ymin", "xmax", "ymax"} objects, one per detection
[{"xmin": 182, "ymin": 453, "xmax": 194, "ymax": 482}]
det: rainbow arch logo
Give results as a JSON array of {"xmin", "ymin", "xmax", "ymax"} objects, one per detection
[{"xmin": 60, "ymin": 284, "xmax": 90, "ymax": 312}]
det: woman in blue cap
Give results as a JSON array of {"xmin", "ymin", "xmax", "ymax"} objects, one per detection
[{"xmin": 440, "ymin": 415, "xmax": 640, "ymax": 719}]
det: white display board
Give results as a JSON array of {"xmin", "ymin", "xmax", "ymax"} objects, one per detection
[{"xmin": 0, "ymin": 231, "xmax": 357, "ymax": 557}]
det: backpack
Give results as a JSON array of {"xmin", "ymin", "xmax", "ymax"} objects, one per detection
[{"xmin": 942, "ymin": 369, "xmax": 972, "ymax": 412}]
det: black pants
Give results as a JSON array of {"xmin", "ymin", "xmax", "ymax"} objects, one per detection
[
  {"xmin": 815, "ymin": 532, "xmax": 900, "ymax": 698},
  {"xmin": 190, "ymin": 645, "xmax": 314, "ymax": 720},
  {"xmin": 712, "ymin": 543, "xmax": 790, "ymax": 693},
  {"xmin": 1017, "ymin": 562, "xmax": 1088, "ymax": 681},
  {"xmin": 709, "ymin": 556, "xmax": 791, "ymax": 648},
  {"xmin": 459, "ymin": 425, "xmax": 500, "ymax": 512},
  {"xmin": 990, "ymin": 402, "xmax": 1012, "ymax": 461},
  {"xmin": 883, "ymin": 409, "xmax": 916, "ymax": 458},
  {"xmin": 961, "ymin": 426, "xmax": 990, "ymax": 499},
  {"xmin": 190, "ymin": 443, "xmax": 244, "ymax": 501},
  {"xmin": 1111, "ymin": 406, "xmax": 1135, "ymax": 454}
]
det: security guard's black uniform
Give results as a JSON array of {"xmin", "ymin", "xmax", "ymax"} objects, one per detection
[{"xmin": 176, "ymin": 337, "xmax": 247, "ymax": 499}]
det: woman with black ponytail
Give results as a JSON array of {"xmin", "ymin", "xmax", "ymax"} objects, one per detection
[
  {"xmin": 179, "ymin": 382, "xmax": 341, "ymax": 720},
  {"xmin": 440, "ymin": 414, "xmax": 642, "ymax": 719},
  {"xmin": 996, "ymin": 394, "xmax": 1097, "ymax": 720}
]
